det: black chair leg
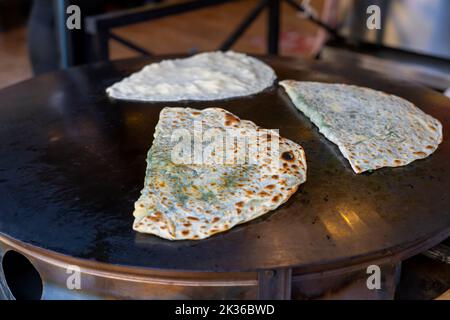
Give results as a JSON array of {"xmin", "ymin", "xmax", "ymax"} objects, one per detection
[{"xmin": 267, "ymin": 0, "xmax": 280, "ymax": 55}]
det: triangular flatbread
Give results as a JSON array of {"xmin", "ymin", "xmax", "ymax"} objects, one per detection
[{"xmin": 133, "ymin": 107, "xmax": 307, "ymax": 240}]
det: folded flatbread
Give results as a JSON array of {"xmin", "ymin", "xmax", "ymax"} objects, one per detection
[
  {"xmin": 133, "ymin": 107, "xmax": 307, "ymax": 240},
  {"xmin": 280, "ymin": 81, "xmax": 443, "ymax": 174},
  {"xmin": 107, "ymin": 51, "xmax": 276, "ymax": 101}
]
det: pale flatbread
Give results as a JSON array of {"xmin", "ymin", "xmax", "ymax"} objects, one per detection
[
  {"xmin": 107, "ymin": 51, "xmax": 276, "ymax": 101},
  {"xmin": 133, "ymin": 107, "xmax": 307, "ymax": 240},
  {"xmin": 280, "ymin": 81, "xmax": 443, "ymax": 174}
]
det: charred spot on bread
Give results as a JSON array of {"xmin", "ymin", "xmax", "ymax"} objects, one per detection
[{"xmin": 281, "ymin": 151, "xmax": 295, "ymax": 161}]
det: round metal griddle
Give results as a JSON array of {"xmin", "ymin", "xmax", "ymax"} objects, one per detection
[{"xmin": 0, "ymin": 56, "xmax": 449, "ymax": 299}]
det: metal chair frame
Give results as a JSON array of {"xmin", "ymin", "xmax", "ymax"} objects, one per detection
[{"xmin": 79, "ymin": 0, "xmax": 339, "ymax": 62}]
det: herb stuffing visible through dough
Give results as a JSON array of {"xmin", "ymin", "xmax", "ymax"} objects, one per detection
[
  {"xmin": 133, "ymin": 107, "xmax": 307, "ymax": 240},
  {"xmin": 280, "ymin": 80, "xmax": 443, "ymax": 174}
]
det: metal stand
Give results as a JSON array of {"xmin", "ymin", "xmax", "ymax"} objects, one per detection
[
  {"xmin": 258, "ymin": 268, "xmax": 292, "ymax": 300},
  {"xmin": 0, "ymin": 238, "xmax": 403, "ymax": 300}
]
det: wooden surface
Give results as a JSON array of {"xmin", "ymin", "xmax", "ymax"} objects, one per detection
[
  {"xmin": 0, "ymin": 26, "xmax": 30, "ymax": 89},
  {"xmin": 436, "ymin": 290, "xmax": 450, "ymax": 300},
  {"xmin": 0, "ymin": 0, "xmax": 328, "ymax": 89}
]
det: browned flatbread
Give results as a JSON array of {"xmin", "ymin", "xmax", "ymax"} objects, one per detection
[
  {"xmin": 133, "ymin": 107, "xmax": 307, "ymax": 240},
  {"xmin": 281, "ymin": 81, "xmax": 443, "ymax": 173}
]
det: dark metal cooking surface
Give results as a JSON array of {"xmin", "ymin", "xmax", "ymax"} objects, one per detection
[{"xmin": 0, "ymin": 56, "xmax": 449, "ymax": 273}]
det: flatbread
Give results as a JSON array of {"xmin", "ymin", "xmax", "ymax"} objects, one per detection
[
  {"xmin": 133, "ymin": 107, "xmax": 307, "ymax": 240},
  {"xmin": 280, "ymin": 81, "xmax": 443, "ymax": 174},
  {"xmin": 106, "ymin": 51, "xmax": 276, "ymax": 101}
]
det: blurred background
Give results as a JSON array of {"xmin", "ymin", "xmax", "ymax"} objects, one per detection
[{"xmin": 0, "ymin": 0, "xmax": 449, "ymax": 91}]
